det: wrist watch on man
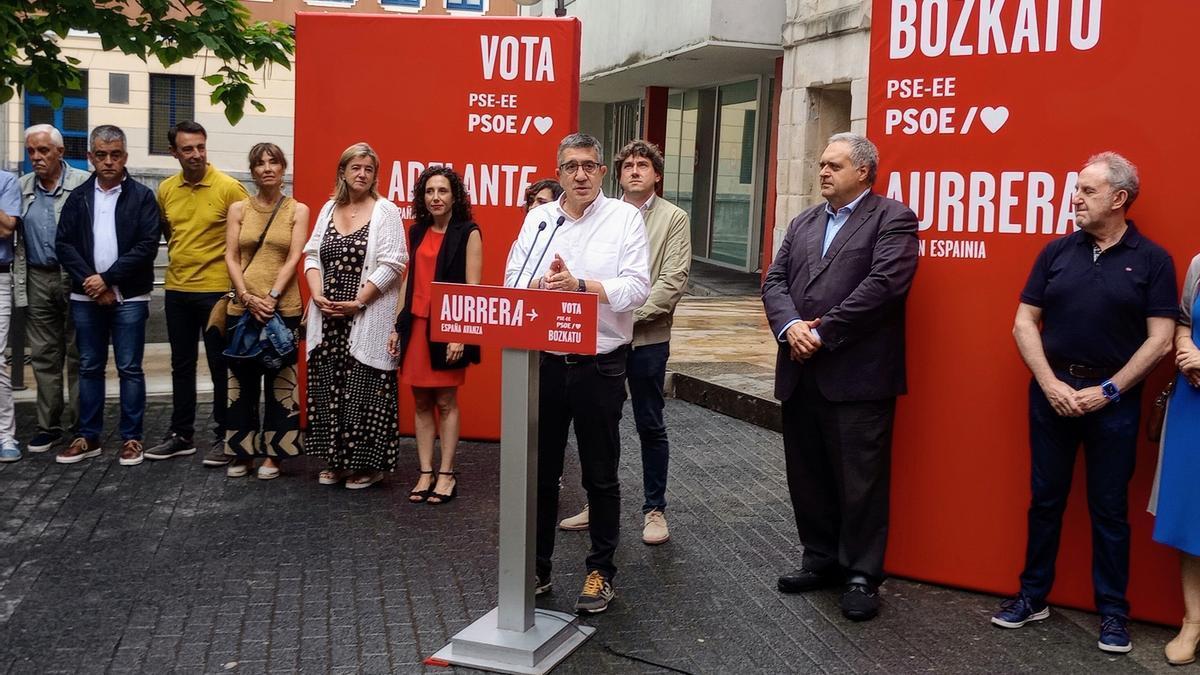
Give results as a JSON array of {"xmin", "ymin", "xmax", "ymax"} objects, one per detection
[
  {"xmin": 357, "ymin": 301, "xmax": 368, "ymax": 313},
  {"xmin": 577, "ymin": 278, "xmax": 586, "ymax": 293},
  {"xmin": 268, "ymin": 288, "xmax": 281, "ymax": 300},
  {"xmin": 1101, "ymin": 379, "xmax": 1121, "ymax": 402}
]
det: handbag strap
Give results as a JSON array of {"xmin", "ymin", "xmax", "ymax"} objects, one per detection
[{"xmin": 242, "ymin": 196, "xmax": 287, "ymax": 273}]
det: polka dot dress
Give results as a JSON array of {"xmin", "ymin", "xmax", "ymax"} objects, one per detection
[{"xmin": 305, "ymin": 220, "xmax": 400, "ymax": 471}]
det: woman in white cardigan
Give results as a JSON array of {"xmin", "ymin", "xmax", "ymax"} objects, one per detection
[{"xmin": 302, "ymin": 143, "xmax": 408, "ymax": 489}]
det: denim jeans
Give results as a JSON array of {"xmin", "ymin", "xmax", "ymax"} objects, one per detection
[
  {"xmin": 1019, "ymin": 375, "xmax": 1141, "ymax": 617},
  {"xmin": 72, "ymin": 300, "xmax": 149, "ymax": 442},
  {"xmin": 164, "ymin": 290, "xmax": 228, "ymax": 442},
  {"xmin": 628, "ymin": 341, "xmax": 670, "ymax": 513}
]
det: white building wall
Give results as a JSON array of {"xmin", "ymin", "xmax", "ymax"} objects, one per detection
[
  {"xmin": 710, "ymin": 0, "xmax": 792, "ymax": 46},
  {"xmin": 4, "ymin": 33, "xmax": 295, "ymax": 181},
  {"xmin": 523, "ymin": 0, "xmax": 784, "ymax": 80},
  {"xmin": 773, "ymin": 0, "xmax": 871, "ymax": 257}
]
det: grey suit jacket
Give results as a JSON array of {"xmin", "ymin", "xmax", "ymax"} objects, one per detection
[{"xmin": 761, "ymin": 191, "xmax": 919, "ymax": 402}]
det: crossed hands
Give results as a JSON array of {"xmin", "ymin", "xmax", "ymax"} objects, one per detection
[
  {"xmin": 1179, "ymin": 348, "xmax": 1200, "ymax": 388},
  {"xmin": 786, "ymin": 319, "xmax": 822, "ymax": 362},
  {"xmin": 540, "ymin": 254, "xmax": 578, "ymax": 291},
  {"xmin": 241, "ymin": 293, "xmax": 277, "ymax": 324},
  {"xmin": 311, "ymin": 294, "xmax": 361, "ymax": 319},
  {"xmin": 83, "ymin": 274, "xmax": 116, "ymax": 306},
  {"xmin": 1040, "ymin": 379, "xmax": 1110, "ymax": 417}
]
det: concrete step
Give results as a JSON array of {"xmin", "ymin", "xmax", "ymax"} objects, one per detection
[{"xmin": 666, "ymin": 360, "xmax": 779, "ymax": 432}]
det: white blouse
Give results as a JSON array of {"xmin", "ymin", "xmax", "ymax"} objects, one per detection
[{"xmin": 303, "ymin": 198, "xmax": 408, "ymax": 371}]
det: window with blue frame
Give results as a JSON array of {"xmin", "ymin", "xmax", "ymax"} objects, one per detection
[
  {"xmin": 23, "ymin": 70, "xmax": 89, "ymax": 173},
  {"xmin": 445, "ymin": 0, "xmax": 486, "ymax": 12},
  {"xmin": 149, "ymin": 74, "xmax": 195, "ymax": 155},
  {"xmin": 380, "ymin": 0, "xmax": 422, "ymax": 8}
]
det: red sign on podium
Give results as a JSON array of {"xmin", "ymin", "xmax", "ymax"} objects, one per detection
[{"xmin": 429, "ymin": 282, "xmax": 598, "ymax": 355}]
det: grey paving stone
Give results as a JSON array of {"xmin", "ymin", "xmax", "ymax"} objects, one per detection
[{"xmin": 0, "ymin": 399, "xmax": 1184, "ymax": 674}]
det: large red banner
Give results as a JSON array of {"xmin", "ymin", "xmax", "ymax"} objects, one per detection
[
  {"xmin": 294, "ymin": 14, "xmax": 581, "ymax": 440},
  {"xmin": 870, "ymin": 0, "xmax": 1199, "ymax": 623}
]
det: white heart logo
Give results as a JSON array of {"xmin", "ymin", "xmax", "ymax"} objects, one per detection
[
  {"xmin": 979, "ymin": 106, "xmax": 1009, "ymax": 134},
  {"xmin": 532, "ymin": 116, "xmax": 553, "ymax": 135}
]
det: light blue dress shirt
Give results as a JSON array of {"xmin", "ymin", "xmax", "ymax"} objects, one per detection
[
  {"xmin": 821, "ymin": 189, "xmax": 870, "ymax": 257},
  {"xmin": 22, "ymin": 161, "xmax": 67, "ymax": 267},
  {"xmin": 777, "ymin": 189, "xmax": 872, "ymax": 343},
  {"xmin": 0, "ymin": 172, "xmax": 19, "ymax": 266}
]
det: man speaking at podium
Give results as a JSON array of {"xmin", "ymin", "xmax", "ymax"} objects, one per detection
[{"xmin": 504, "ymin": 132, "xmax": 649, "ymax": 615}]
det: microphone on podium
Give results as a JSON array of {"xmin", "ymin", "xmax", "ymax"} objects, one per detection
[
  {"xmin": 529, "ymin": 216, "xmax": 566, "ymax": 287},
  {"xmin": 512, "ymin": 220, "xmax": 547, "ymax": 288}
]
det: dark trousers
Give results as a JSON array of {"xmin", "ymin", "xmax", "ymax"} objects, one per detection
[
  {"xmin": 72, "ymin": 300, "xmax": 148, "ymax": 442},
  {"xmin": 164, "ymin": 290, "xmax": 227, "ymax": 441},
  {"xmin": 536, "ymin": 348, "xmax": 628, "ymax": 582},
  {"xmin": 628, "ymin": 342, "xmax": 670, "ymax": 513},
  {"xmin": 1019, "ymin": 376, "xmax": 1140, "ymax": 617},
  {"xmin": 27, "ymin": 267, "xmax": 79, "ymax": 435},
  {"xmin": 781, "ymin": 371, "xmax": 895, "ymax": 585}
]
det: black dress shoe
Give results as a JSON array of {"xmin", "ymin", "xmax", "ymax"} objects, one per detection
[
  {"xmin": 777, "ymin": 567, "xmax": 840, "ymax": 594},
  {"xmin": 840, "ymin": 582, "xmax": 880, "ymax": 621}
]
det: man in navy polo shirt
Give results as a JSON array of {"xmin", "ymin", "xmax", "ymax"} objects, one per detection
[{"xmin": 992, "ymin": 152, "xmax": 1177, "ymax": 653}]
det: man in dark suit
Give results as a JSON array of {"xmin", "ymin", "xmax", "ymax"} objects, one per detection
[{"xmin": 762, "ymin": 132, "xmax": 918, "ymax": 621}]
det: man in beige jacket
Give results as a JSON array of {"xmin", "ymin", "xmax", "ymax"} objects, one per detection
[{"xmin": 560, "ymin": 140, "xmax": 691, "ymax": 544}]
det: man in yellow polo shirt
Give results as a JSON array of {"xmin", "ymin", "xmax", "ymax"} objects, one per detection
[{"xmin": 145, "ymin": 121, "xmax": 248, "ymax": 466}]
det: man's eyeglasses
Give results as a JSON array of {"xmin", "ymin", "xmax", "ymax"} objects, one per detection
[
  {"xmin": 91, "ymin": 151, "xmax": 126, "ymax": 161},
  {"xmin": 559, "ymin": 161, "xmax": 601, "ymax": 176}
]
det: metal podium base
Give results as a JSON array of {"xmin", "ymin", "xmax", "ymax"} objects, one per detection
[{"xmin": 432, "ymin": 607, "xmax": 595, "ymax": 675}]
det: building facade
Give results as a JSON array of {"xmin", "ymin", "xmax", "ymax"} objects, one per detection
[
  {"xmin": 773, "ymin": 0, "xmax": 871, "ymax": 259},
  {"xmin": 521, "ymin": 0, "xmax": 785, "ymax": 273},
  {"xmin": 6, "ymin": 0, "xmax": 872, "ymax": 270},
  {"xmin": 2, "ymin": 0, "xmax": 517, "ymax": 186},
  {"xmin": 521, "ymin": 0, "xmax": 873, "ymax": 273}
]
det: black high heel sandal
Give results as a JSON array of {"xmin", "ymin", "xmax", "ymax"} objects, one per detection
[
  {"xmin": 427, "ymin": 470, "xmax": 458, "ymax": 505},
  {"xmin": 409, "ymin": 469, "xmax": 435, "ymax": 503}
]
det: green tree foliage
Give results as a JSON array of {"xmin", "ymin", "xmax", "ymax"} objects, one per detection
[{"xmin": 1, "ymin": 0, "xmax": 295, "ymax": 124}]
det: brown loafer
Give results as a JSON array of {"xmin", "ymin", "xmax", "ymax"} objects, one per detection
[
  {"xmin": 119, "ymin": 439, "xmax": 144, "ymax": 466},
  {"xmin": 56, "ymin": 437, "xmax": 102, "ymax": 464}
]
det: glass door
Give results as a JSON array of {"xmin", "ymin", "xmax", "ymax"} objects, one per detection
[
  {"xmin": 603, "ymin": 98, "xmax": 641, "ymax": 195},
  {"xmin": 664, "ymin": 79, "xmax": 765, "ymax": 270},
  {"xmin": 662, "ymin": 92, "xmax": 696, "ymax": 221},
  {"xmin": 709, "ymin": 79, "xmax": 760, "ymax": 268}
]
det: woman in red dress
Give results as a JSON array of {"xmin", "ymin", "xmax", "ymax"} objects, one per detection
[{"xmin": 388, "ymin": 167, "xmax": 482, "ymax": 504}]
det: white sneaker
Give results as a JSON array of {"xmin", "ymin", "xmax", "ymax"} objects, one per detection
[
  {"xmin": 257, "ymin": 464, "xmax": 280, "ymax": 480},
  {"xmin": 226, "ymin": 460, "xmax": 252, "ymax": 478},
  {"xmin": 642, "ymin": 510, "xmax": 670, "ymax": 545},
  {"xmin": 559, "ymin": 504, "xmax": 589, "ymax": 531}
]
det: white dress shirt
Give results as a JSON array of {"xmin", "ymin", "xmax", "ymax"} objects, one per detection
[
  {"xmin": 504, "ymin": 191, "xmax": 650, "ymax": 355},
  {"xmin": 70, "ymin": 181, "xmax": 149, "ymax": 303},
  {"xmin": 625, "ymin": 191, "xmax": 654, "ymax": 213}
]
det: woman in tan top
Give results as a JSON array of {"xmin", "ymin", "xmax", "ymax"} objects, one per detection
[{"xmin": 223, "ymin": 143, "xmax": 310, "ymax": 480}]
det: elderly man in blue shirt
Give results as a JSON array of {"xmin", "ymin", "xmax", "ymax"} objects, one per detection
[{"xmin": 18, "ymin": 124, "xmax": 88, "ymax": 457}]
